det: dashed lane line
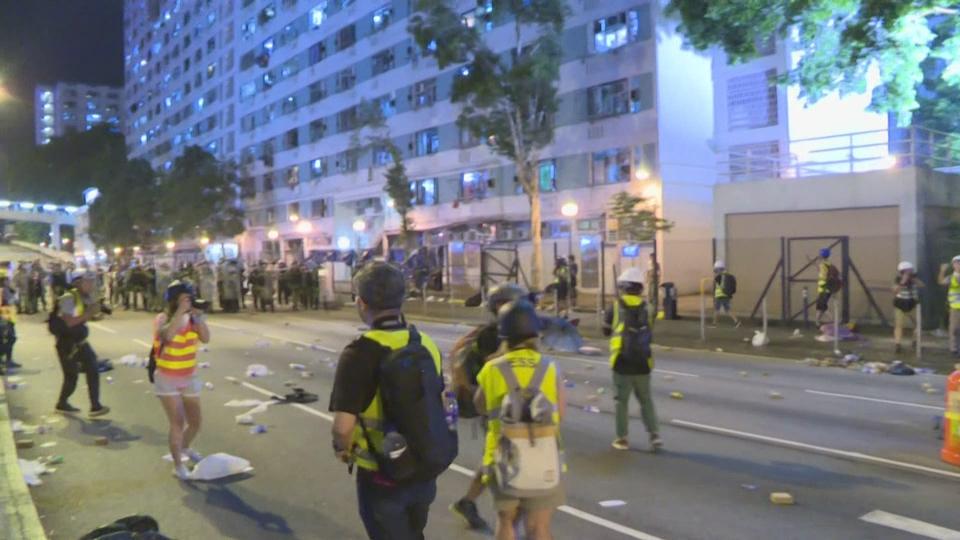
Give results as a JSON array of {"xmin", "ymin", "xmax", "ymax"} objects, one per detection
[
  {"xmin": 860, "ymin": 510, "xmax": 960, "ymax": 539},
  {"xmin": 88, "ymin": 321, "xmax": 118, "ymax": 334},
  {"xmin": 804, "ymin": 389, "xmax": 942, "ymax": 411}
]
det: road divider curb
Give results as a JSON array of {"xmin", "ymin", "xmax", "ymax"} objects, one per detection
[{"xmin": 0, "ymin": 378, "xmax": 48, "ymax": 540}]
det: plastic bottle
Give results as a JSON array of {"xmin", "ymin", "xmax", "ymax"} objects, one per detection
[{"xmin": 443, "ymin": 391, "xmax": 459, "ymax": 431}]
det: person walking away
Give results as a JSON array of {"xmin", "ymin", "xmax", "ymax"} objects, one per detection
[
  {"xmin": 51, "ymin": 271, "xmax": 110, "ymax": 416},
  {"xmin": 449, "ymin": 283, "xmax": 529, "ymax": 530},
  {"xmin": 475, "ymin": 299, "xmax": 566, "ymax": 540},
  {"xmin": 288, "ymin": 262, "xmax": 304, "ymax": 311},
  {"xmin": 712, "ymin": 261, "xmax": 741, "ymax": 328},
  {"xmin": 567, "ymin": 255, "xmax": 579, "ymax": 310},
  {"xmin": 938, "ymin": 256, "xmax": 960, "ymax": 357},
  {"xmin": 329, "ymin": 262, "xmax": 455, "ymax": 540},
  {"xmin": 552, "ymin": 258, "xmax": 570, "ymax": 318},
  {"xmin": 893, "ymin": 261, "xmax": 924, "ymax": 354},
  {"xmin": 0, "ymin": 274, "xmax": 19, "ymax": 374},
  {"xmin": 261, "ymin": 262, "xmax": 277, "ymax": 312},
  {"xmin": 151, "ymin": 280, "xmax": 210, "ymax": 480},
  {"xmin": 277, "ymin": 262, "xmax": 290, "ymax": 306},
  {"xmin": 603, "ymin": 268, "xmax": 661, "ymax": 451},
  {"xmin": 815, "ymin": 248, "xmax": 842, "ymax": 324}
]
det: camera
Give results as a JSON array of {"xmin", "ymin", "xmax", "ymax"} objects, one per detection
[{"xmin": 191, "ymin": 297, "xmax": 210, "ymax": 311}]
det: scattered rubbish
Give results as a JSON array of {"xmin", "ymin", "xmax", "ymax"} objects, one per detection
[
  {"xmin": 289, "ymin": 363, "xmax": 306, "ymax": 371},
  {"xmin": 11, "ymin": 420, "xmax": 24, "ymax": 433},
  {"xmin": 751, "ymin": 331, "xmax": 769, "ymax": 347},
  {"xmin": 188, "ymin": 453, "xmax": 254, "ymax": 481},
  {"xmin": 94, "ymin": 436, "xmax": 110, "ymax": 446},
  {"xmin": 579, "ymin": 346, "xmax": 602, "ymax": 356},
  {"xmin": 300, "ymin": 371, "xmax": 314, "ymax": 379},
  {"xmin": 843, "ymin": 353, "xmax": 861, "ymax": 364},
  {"xmin": 97, "ymin": 359, "xmax": 114, "ymax": 373},
  {"xmin": 598, "ymin": 500, "xmax": 626, "ymax": 508},
  {"xmin": 204, "ymin": 382, "xmax": 215, "ymax": 390},
  {"xmin": 583, "ymin": 405, "xmax": 601, "ymax": 413},
  {"xmin": 816, "ymin": 324, "xmax": 860, "ymax": 342},
  {"xmin": 715, "ymin": 348, "xmax": 724, "ymax": 353},
  {"xmin": 106, "ymin": 376, "xmax": 114, "ymax": 384},
  {"xmin": 670, "ymin": 392, "xmax": 684, "ymax": 400},
  {"xmin": 768, "ymin": 391, "xmax": 783, "ymax": 400},
  {"xmin": 888, "ymin": 361, "xmax": 915, "ymax": 376},
  {"xmin": 915, "ymin": 368, "xmax": 935, "ymax": 375},
  {"xmin": 5, "ymin": 381, "xmax": 25, "ymax": 390},
  {"xmin": 236, "ymin": 415, "xmax": 255, "ymax": 425},
  {"xmin": 922, "ymin": 383, "xmax": 932, "ymax": 390},
  {"xmin": 249, "ymin": 424, "xmax": 267, "ymax": 435},
  {"xmin": 862, "ymin": 362, "xmax": 889, "ymax": 375},
  {"xmin": 770, "ymin": 492, "xmax": 795, "ymax": 505},
  {"xmin": 198, "ymin": 362, "xmax": 211, "ymax": 369},
  {"xmin": 740, "ymin": 484, "xmax": 757, "ymax": 491},
  {"xmin": 19, "ymin": 459, "xmax": 47, "ymax": 486},
  {"xmin": 119, "ymin": 354, "xmax": 143, "ymax": 367},
  {"xmin": 596, "ymin": 387, "xmax": 606, "ymax": 394},
  {"xmin": 663, "ymin": 375, "xmax": 675, "ymax": 382},
  {"xmin": 926, "ymin": 388, "xmax": 939, "ymax": 395},
  {"xmin": 739, "ymin": 371, "xmax": 749, "ymax": 378},
  {"xmin": 132, "ymin": 379, "xmax": 145, "ymax": 384},
  {"xmin": 272, "ymin": 388, "xmax": 319, "ymax": 404},
  {"xmin": 44, "ymin": 455, "xmax": 64, "ymax": 465},
  {"xmin": 253, "ymin": 340, "xmax": 271, "ymax": 349},
  {"xmin": 225, "ymin": 376, "xmax": 239, "ymax": 384},
  {"xmin": 39, "ymin": 442, "xmax": 57, "ymax": 449},
  {"xmin": 16, "ymin": 439, "xmax": 34, "ymax": 449},
  {"xmin": 245, "ymin": 364, "xmax": 272, "ymax": 378},
  {"xmin": 564, "ymin": 380, "xmax": 575, "ymax": 388},
  {"xmin": 790, "ymin": 329, "xmax": 803, "ymax": 339}
]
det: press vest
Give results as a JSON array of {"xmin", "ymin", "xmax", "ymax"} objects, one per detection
[
  {"xmin": 154, "ymin": 314, "xmax": 199, "ymax": 376},
  {"xmin": 477, "ymin": 348, "xmax": 559, "ymax": 468},
  {"xmin": 715, "ymin": 273, "xmax": 731, "ymax": 299},
  {"xmin": 608, "ymin": 294, "xmax": 653, "ymax": 370},
  {"xmin": 949, "ymin": 275, "xmax": 960, "ymax": 311},
  {"xmin": 351, "ymin": 327, "xmax": 443, "ymax": 472}
]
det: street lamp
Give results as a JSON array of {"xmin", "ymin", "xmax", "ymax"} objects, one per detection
[
  {"xmin": 352, "ymin": 219, "xmax": 366, "ymax": 233},
  {"xmin": 113, "ymin": 246, "xmax": 123, "ymax": 255},
  {"xmin": 635, "ymin": 168, "xmax": 650, "ymax": 181},
  {"xmin": 296, "ymin": 220, "xmax": 312, "ymax": 234},
  {"xmin": 267, "ymin": 229, "xmax": 279, "ymax": 240},
  {"xmin": 165, "ymin": 240, "xmax": 176, "ymax": 250},
  {"xmin": 133, "ymin": 246, "xmax": 141, "ymax": 254},
  {"xmin": 200, "ymin": 236, "xmax": 211, "ymax": 246},
  {"xmin": 289, "ymin": 213, "xmax": 300, "ymax": 223},
  {"xmin": 61, "ymin": 237, "xmax": 71, "ymax": 245},
  {"xmin": 561, "ymin": 201, "xmax": 579, "ymax": 255}
]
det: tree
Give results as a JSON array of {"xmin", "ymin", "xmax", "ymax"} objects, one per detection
[
  {"xmin": 383, "ymin": 145, "xmax": 413, "ymax": 247},
  {"xmin": 665, "ymin": 0, "xmax": 960, "ymax": 127},
  {"xmin": 608, "ymin": 191, "xmax": 672, "ymax": 242},
  {"xmin": 410, "ymin": 0, "xmax": 566, "ymax": 289},
  {"xmin": 88, "ymin": 158, "xmax": 161, "ymax": 248},
  {"xmin": 160, "ymin": 146, "xmax": 245, "ymax": 241},
  {"xmin": 12, "ymin": 222, "xmax": 50, "ymax": 245}
]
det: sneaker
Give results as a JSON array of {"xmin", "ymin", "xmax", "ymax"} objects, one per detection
[
  {"xmin": 611, "ymin": 438, "xmax": 629, "ymax": 451},
  {"xmin": 449, "ymin": 498, "xmax": 489, "ymax": 530},
  {"xmin": 6, "ymin": 360, "xmax": 21, "ymax": 369},
  {"xmin": 55, "ymin": 402, "xmax": 81, "ymax": 413},
  {"xmin": 172, "ymin": 465, "xmax": 192, "ymax": 480},
  {"xmin": 183, "ymin": 448, "xmax": 204, "ymax": 463},
  {"xmin": 89, "ymin": 405, "xmax": 111, "ymax": 417},
  {"xmin": 650, "ymin": 434, "xmax": 664, "ymax": 451}
]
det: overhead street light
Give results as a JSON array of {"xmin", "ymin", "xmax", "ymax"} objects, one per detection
[{"xmin": 267, "ymin": 229, "xmax": 279, "ymax": 240}]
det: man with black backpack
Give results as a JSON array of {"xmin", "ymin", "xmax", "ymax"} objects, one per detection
[
  {"xmin": 329, "ymin": 262, "xmax": 456, "ymax": 540},
  {"xmin": 712, "ymin": 261, "xmax": 741, "ymax": 328},
  {"xmin": 603, "ymin": 268, "xmax": 661, "ymax": 452},
  {"xmin": 815, "ymin": 248, "xmax": 843, "ymax": 324}
]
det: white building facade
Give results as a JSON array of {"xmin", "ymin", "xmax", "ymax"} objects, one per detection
[
  {"xmin": 124, "ymin": 0, "xmax": 716, "ymax": 293},
  {"xmin": 34, "ymin": 82, "xmax": 124, "ymax": 145}
]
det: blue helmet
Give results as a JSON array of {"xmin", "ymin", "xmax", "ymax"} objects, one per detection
[
  {"xmin": 164, "ymin": 280, "xmax": 195, "ymax": 303},
  {"xmin": 819, "ymin": 248, "xmax": 831, "ymax": 259}
]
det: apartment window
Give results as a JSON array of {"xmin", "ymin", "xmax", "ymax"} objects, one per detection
[
  {"xmin": 337, "ymin": 106, "xmax": 358, "ymax": 131},
  {"xmin": 459, "ymin": 126, "xmax": 480, "ymax": 148},
  {"xmin": 587, "ymin": 79, "xmax": 629, "ymax": 118},
  {"xmin": 336, "ymin": 67, "xmax": 356, "ymax": 92},
  {"xmin": 728, "ymin": 141, "xmax": 778, "ymax": 181},
  {"xmin": 593, "ymin": 8, "xmax": 645, "ymax": 53},
  {"xmin": 413, "ymin": 78, "xmax": 436, "ymax": 109},
  {"xmin": 206, "ymin": 62, "xmax": 216, "ymax": 79},
  {"xmin": 415, "ymin": 128, "xmax": 440, "ymax": 156},
  {"xmin": 240, "ymin": 81, "xmax": 256, "ymax": 100},
  {"xmin": 282, "ymin": 94, "xmax": 297, "ymax": 114},
  {"xmin": 591, "ymin": 148, "xmax": 631, "ymax": 184},
  {"xmin": 374, "ymin": 93, "xmax": 396, "ymax": 118},
  {"xmin": 336, "ymin": 149, "xmax": 358, "ymax": 173},
  {"xmin": 264, "ymin": 173, "xmax": 275, "ymax": 192},
  {"xmin": 309, "ymin": 81, "xmax": 327, "ymax": 103},
  {"xmin": 335, "ymin": 24, "xmax": 356, "ymax": 51},
  {"xmin": 460, "ymin": 170, "xmax": 489, "ymax": 201},
  {"xmin": 262, "ymin": 37, "xmax": 275, "ymax": 53},
  {"xmin": 538, "ymin": 159, "xmax": 557, "ymax": 192},
  {"xmin": 310, "ymin": 157, "xmax": 327, "ymax": 177},
  {"xmin": 309, "ymin": 119, "xmax": 327, "ymax": 141},
  {"xmin": 461, "ymin": 1, "xmax": 493, "ymax": 32},
  {"xmin": 372, "ymin": 5, "xmax": 392, "ymax": 32},
  {"xmin": 309, "ymin": 40, "xmax": 327, "ymax": 64},
  {"xmin": 410, "ymin": 178, "xmax": 437, "ymax": 206},
  {"xmin": 258, "ymin": 4, "xmax": 276, "ymax": 25},
  {"xmin": 288, "ymin": 202, "xmax": 301, "ymax": 220},
  {"xmin": 372, "ymin": 48, "xmax": 396, "ymax": 75},
  {"xmin": 240, "ymin": 16, "xmax": 257, "ymax": 38},
  {"xmin": 287, "ymin": 165, "xmax": 300, "ymax": 187},
  {"xmin": 311, "ymin": 198, "xmax": 331, "ymax": 217},
  {"xmin": 310, "ymin": 3, "xmax": 328, "ymax": 28},
  {"xmin": 207, "ymin": 37, "xmax": 215, "ymax": 53},
  {"xmin": 727, "ymin": 69, "xmax": 778, "ymax": 131},
  {"xmin": 373, "ymin": 144, "xmax": 392, "ymax": 166},
  {"xmin": 284, "ymin": 128, "xmax": 299, "ymax": 149}
]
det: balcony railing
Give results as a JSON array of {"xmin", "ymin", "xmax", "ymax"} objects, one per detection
[{"xmin": 718, "ymin": 126, "xmax": 960, "ymax": 182}]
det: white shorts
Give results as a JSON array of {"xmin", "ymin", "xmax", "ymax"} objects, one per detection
[{"xmin": 153, "ymin": 371, "xmax": 202, "ymax": 397}]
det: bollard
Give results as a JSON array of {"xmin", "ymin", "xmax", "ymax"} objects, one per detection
[
  {"xmin": 833, "ymin": 299, "xmax": 841, "ymax": 356},
  {"xmin": 942, "ymin": 364, "xmax": 960, "ymax": 467},
  {"xmin": 762, "ymin": 295, "xmax": 768, "ymax": 337},
  {"xmin": 802, "ymin": 286, "xmax": 810, "ymax": 328},
  {"xmin": 699, "ymin": 277, "xmax": 709, "ymax": 342},
  {"xmin": 916, "ymin": 304, "xmax": 923, "ymax": 362}
]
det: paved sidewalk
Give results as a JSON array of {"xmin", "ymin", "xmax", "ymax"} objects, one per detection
[{"xmin": 0, "ymin": 378, "xmax": 47, "ymax": 540}]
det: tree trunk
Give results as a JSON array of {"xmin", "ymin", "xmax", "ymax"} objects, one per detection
[{"xmin": 529, "ymin": 191, "xmax": 542, "ymax": 291}]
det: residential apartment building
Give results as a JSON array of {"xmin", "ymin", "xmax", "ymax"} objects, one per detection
[
  {"xmin": 124, "ymin": 0, "xmax": 716, "ymax": 293},
  {"xmin": 34, "ymin": 82, "xmax": 124, "ymax": 145}
]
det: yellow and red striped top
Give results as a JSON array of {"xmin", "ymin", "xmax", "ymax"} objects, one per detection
[{"xmin": 153, "ymin": 313, "xmax": 199, "ymax": 376}]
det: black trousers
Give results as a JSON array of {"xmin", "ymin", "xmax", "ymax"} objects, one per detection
[
  {"xmin": 0, "ymin": 323, "xmax": 16, "ymax": 363},
  {"xmin": 356, "ymin": 470, "xmax": 436, "ymax": 540},
  {"xmin": 56, "ymin": 340, "xmax": 101, "ymax": 408}
]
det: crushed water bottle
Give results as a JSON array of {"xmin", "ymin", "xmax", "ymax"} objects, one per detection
[{"xmin": 443, "ymin": 391, "xmax": 459, "ymax": 431}]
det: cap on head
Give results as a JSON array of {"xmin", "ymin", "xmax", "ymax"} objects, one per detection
[
  {"xmin": 713, "ymin": 260, "xmax": 726, "ymax": 271},
  {"xmin": 897, "ymin": 261, "xmax": 914, "ymax": 272},
  {"xmin": 953, "ymin": 255, "xmax": 960, "ymax": 264},
  {"xmin": 164, "ymin": 280, "xmax": 195, "ymax": 303},
  {"xmin": 819, "ymin": 248, "xmax": 831, "ymax": 259},
  {"xmin": 486, "ymin": 283, "xmax": 528, "ymax": 314},
  {"xmin": 617, "ymin": 267, "xmax": 645, "ymax": 286},
  {"xmin": 353, "ymin": 262, "xmax": 406, "ymax": 311},
  {"xmin": 497, "ymin": 299, "xmax": 540, "ymax": 345}
]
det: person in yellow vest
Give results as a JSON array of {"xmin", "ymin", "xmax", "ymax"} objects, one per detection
[
  {"xmin": 330, "ymin": 263, "xmax": 445, "ymax": 539},
  {"xmin": 54, "ymin": 271, "xmax": 110, "ymax": 417},
  {"xmin": 712, "ymin": 261, "xmax": 741, "ymax": 328},
  {"xmin": 938, "ymin": 256, "xmax": 960, "ymax": 357},
  {"xmin": 0, "ymin": 273, "xmax": 18, "ymax": 374},
  {"xmin": 603, "ymin": 268, "xmax": 661, "ymax": 451},
  {"xmin": 154, "ymin": 280, "xmax": 210, "ymax": 480},
  {"xmin": 892, "ymin": 261, "xmax": 924, "ymax": 354},
  {"xmin": 815, "ymin": 248, "xmax": 842, "ymax": 324},
  {"xmin": 475, "ymin": 299, "xmax": 566, "ymax": 540}
]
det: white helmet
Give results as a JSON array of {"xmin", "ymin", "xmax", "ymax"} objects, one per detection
[
  {"xmin": 617, "ymin": 267, "xmax": 645, "ymax": 285},
  {"xmin": 897, "ymin": 261, "xmax": 914, "ymax": 272},
  {"xmin": 713, "ymin": 260, "xmax": 726, "ymax": 270},
  {"xmin": 953, "ymin": 255, "xmax": 960, "ymax": 264}
]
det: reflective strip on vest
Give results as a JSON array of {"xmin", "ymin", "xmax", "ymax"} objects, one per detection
[
  {"xmin": 350, "ymin": 328, "xmax": 443, "ymax": 472},
  {"xmin": 714, "ymin": 274, "xmax": 728, "ymax": 299},
  {"xmin": 817, "ymin": 262, "xmax": 829, "ymax": 293},
  {"xmin": 950, "ymin": 275, "xmax": 960, "ymax": 310},
  {"xmin": 156, "ymin": 322, "xmax": 199, "ymax": 373}
]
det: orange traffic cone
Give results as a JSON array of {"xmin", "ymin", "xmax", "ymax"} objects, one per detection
[{"xmin": 942, "ymin": 365, "xmax": 960, "ymax": 467}]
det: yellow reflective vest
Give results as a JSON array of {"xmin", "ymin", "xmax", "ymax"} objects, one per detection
[
  {"xmin": 608, "ymin": 294, "xmax": 653, "ymax": 370},
  {"xmin": 950, "ymin": 275, "xmax": 960, "ymax": 311},
  {"xmin": 351, "ymin": 327, "xmax": 443, "ymax": 472}
]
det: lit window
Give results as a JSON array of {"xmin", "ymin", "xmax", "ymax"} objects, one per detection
[
  {"xmin": 372, "ymin": 5, "xmax": 392, "ymax": 32},
  {"xmin": 591, "ymin": 148, "xmax": 631, "ymax": 184},
  {"xmin": 593, "ymin": 9, "xmax": 645, "ymax": 54},
  {"xmin": 373, "ymin": 145, "xmax": 392, "ymax": 166},
  {"xmin": 310, "ymin": 157, "xmax": 327, "ymax": 177},
  {"xmin": 310, "ymin": 3, "xmax": 328, "ymax": 28},
  {"xmin": 538, "ymin": 160, "xmax": 557, "ymax": 192},
  {"xmin": 262, "ymin": 37, "xmax": 274, "ymax": 52},
  {"xmin": 587, "ymin": 79, "xmax": 628, "ymax": 118},
  {"xmin": 375, "ymin": 94, "xmax": 396, "ymax": 118},
  {"xmin": 413, "ymin": 78, "xmax": 436, "ymax": 109},
  {"xmin": 460, "ymin": 171, "xmax": 489, "ymax": 201},
  {"xmin": 415, "ymin": 128, "xmax": 440, "ymax": 156},
  {"xmin": 410, "ymin": 178, "xmax": 437, "ymax": 206}
]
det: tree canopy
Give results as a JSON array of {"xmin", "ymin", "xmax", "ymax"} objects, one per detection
[
  {"xmin": 608, "ymin": 191, "xmax": 672, "ymax": 243},
  {"xmin": 666, "ymin": 0, "xmax": 960, "ymax": 127}
]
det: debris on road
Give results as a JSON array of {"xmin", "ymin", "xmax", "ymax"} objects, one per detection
[
  {"xmin": 926, "ymin": 388, "xmax": 939, "ymax": 395},
  {"xmin": 715, "ymin": 348, "xmax": 724, "ymax": 353},
  {"xmin": 596, "ymin": 387, "xmax": 606, "ymax": 394},
  {"xmin": 198, "ymin": 361, "xmax": 211, "ymax": 368},
  {"xmin": 16, "ymin": 439, "xmax": 34, "ymax": 449},
  {"xmin": 204, "ymin": 382, "xmax": 214, "ymax": 390},
  {"xmin": 751, "ymin": 331, "xmax": 769, "ymax": 347},
  {"xmin": 225, "ymin": 376, "xmax": 239, "ymax": 384},
  {"xmin": 768, "ymin": 391, "xmax": 783, "ymax": 400},
  {"xmin": 888, "ymin": 361, "xmax": 915, "ymax": 376},
  {"xmin": 740, "ymin": 484, "xmax": 757, "ymax": 491},
  {"xmin": 236, "ymin": 415, "xmax": 255, "ymax": 425},
  {"xmin": 583, "ymin": 405, "xmax": 601, "ymax": 413},
  {"xmin": 106, "ymin": 376, "xmax": 114, "ymax": 384},
  {"xmin": 5, "ymin": 380, "xmax": 25, "ymax": 390},
  {"xmin": 19, "ymin": 459, "xmax": 47, "ymax": 486},
  {"xmin": 564, "ymin": 379, "xmax": 575, "ymax": 388},
  {"xmin": 598, "ymin": 500, "xmax": 626, "ymax": 508},
  {"xmin": 39, "ymin": 442, "xmax": 57, "ymax": 449},
  {"xmin": 289, "ymin": 363, "xmax": 306, "ymax": 371},
  {"xmin": 770, "ymin": 492, "xmax": 795, "ymax": 505},
  {"xmin": 249, "ymin": 424, "xmax": 267, "ymax": 434},
  {"xmin": 579, "ymin": 346, "xmax": 602, "ymax": 356},
  {"xmin": 94, "ymin": 436, "xmax": 109, "ymax": 446},
  {"xmin": 119, "ymin": 354, "xmax": 145, "ymax": 367},
  {"xmin": 300, "ymin": 371, "xmax": 314, "ymax": 379},
  {"xmin": 245, "ymin": 364, "xmax": 272, "ymax": 378},
  {"xmin": 188, "ymin": 453, "xmax": 254, "ymax": 481},
  {"xmin": 670, "ymin": 392, "xmax": 684, "ymax": 400},
  {"xmin": 790, "ymin": 329, "xmax": 803, "ymax": 339}
]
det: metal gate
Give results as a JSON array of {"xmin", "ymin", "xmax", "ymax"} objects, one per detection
[{"xmin": 479, "ymin": 244, "xmax": 528, "ymax": 301}]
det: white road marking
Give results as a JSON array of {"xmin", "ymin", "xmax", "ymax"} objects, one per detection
[
  {"xmin": 805, "ymin": 389, "xmax": 942, "ymax": 411},
  {"xmin": 262, "ymin": 333, "xmax": 339, "ymax": 353},
  {"xmin": 860, "ymin": 510, "xmax": 960, "ymax": 539},
  {"xmin": 671, "ymin": 419, "xmax": 960, "ymax": 481},
  {"xmin": 132, "ymin": 339, "xmax": 152, "ymax": 348},
  {"xmin": 237, "ymin": 379, "xmax": 659, "ymax": 539},
  {"xmin": 88, "ymin": 322, "xmax": 117, "ymax": 334},
  {"xmin": 208, "ymin": 321, "xmax": 241, "ymax": 331}
]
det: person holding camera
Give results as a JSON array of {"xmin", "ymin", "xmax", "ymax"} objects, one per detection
[
  {"xmin": 151, "ymin": 280, "xmax": 210, "ymax": 480},
  {"xmin": 53, "ymin": 271, "xmax": 110, "ymax": 416}
]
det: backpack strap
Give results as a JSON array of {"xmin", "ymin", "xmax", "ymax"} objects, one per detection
[
  {"xmin": 525, "ymin": 358, "xmax": 553, "ymax": 396},
  {"xmin": 495, "ymin": 357, "xmax": 553, "ymax": 421},
  {"xmin": 407, "ymin": 324, "xmax": 421, "ymax": 345}
]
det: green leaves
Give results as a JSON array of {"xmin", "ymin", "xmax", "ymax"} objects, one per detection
[{"xmin": 608, "ymin": 191, "xmax": 672, "ymax": 243}]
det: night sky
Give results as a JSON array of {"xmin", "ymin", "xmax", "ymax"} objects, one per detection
[{"xmin": 0, "ymin": 0, "xmax": 124, "ymax": 149}]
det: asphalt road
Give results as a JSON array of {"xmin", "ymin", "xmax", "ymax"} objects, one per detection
[{"xmin": 6, "ymin": 307, "xmax": 960, "ymax": 540}]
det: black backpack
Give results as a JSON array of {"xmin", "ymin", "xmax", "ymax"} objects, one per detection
[
  {"xmin": 721, "ymin": 274, "xmax": 737, "ymax": 297},
  {"xmin": 617, "ymin": 300, "xmax": 652, "ymax": 374},
  {"xmin": 362, "ymin": 326, "xmax": 458, "ymax": 482},
  {"xmin": 46, "ymin": 292, "xmax": 88, "ymax": 342}
]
